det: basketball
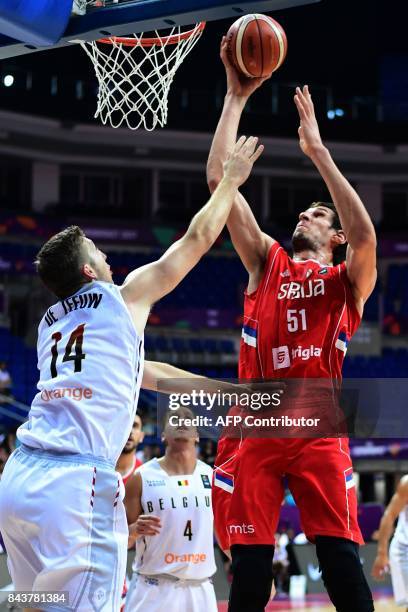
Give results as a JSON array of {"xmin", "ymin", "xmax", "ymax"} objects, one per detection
[{"xmin": 226, "ymin": 14, "xmax": 287, "ymax": 78}]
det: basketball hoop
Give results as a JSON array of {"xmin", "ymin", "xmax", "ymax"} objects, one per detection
[{"xmin": 79, "ymin": 22, "xmax": 205, "ymax": 130}]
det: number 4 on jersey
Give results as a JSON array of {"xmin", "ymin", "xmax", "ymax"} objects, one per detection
[
  {"xmin": 50, "ymin": 324, "xmax": 86, "ymax": 378},
  {"xmin": 184, "ymin": 520, "xmax": 193, "ymax": 541}
]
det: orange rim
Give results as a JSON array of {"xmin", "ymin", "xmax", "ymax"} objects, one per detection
[{"xmin": 97, "ymin": 22, "xmax": 206, "ymax": 46}]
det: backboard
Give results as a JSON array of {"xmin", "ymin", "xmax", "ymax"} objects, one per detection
[{"xmin": 0, "ymin": 0, "xmax": 321, "ymax": 59}]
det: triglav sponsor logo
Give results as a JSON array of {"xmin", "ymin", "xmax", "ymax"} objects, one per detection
[
  {"xmin": 229, "ymin": 524, "xmax": 255, "ymax": 534},
  {"xmin": 272, "ymin": 345, "xmax": 322, "ymax": 369},
  {"xmin": 272, "ymin": 346, "xmax": 291, "ymax": 370},
  {"xmin": 292, "ymin": 345, "xmax": 322, "ymax": 360},
  {"xmin": 165, "ymin": 552, "xmax": 207, "ymax": 564},
  {"xmin": 278, "ymin": 279, "xmax": 325, "ymax": 300},
  {"xmin": 41, "ymin": 387, "xmax": 92, "ymax": 401}
]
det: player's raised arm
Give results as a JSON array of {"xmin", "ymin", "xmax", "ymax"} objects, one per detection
[
  {"xmin": 121, "ymin": 136, "xmax": 263, "ymax": 323},
  {"xmin": 206, "ymin": 37, "xmax": 274, "ymax": 275},
  {"xmin": 142, "ymin": 360, "xmax": 285, "ymax": 398},
  {"xmin": 294, "ymin": 85, "xmax": 377, "ymax": 312},
  {"xmin": 372, "ymin": 476, "xmax": 408, "ymax": 580}
]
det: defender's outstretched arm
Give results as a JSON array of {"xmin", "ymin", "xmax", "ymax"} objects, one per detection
[{"xmin": 121, "ymin": 135, "xmax": 263, "ymax": 333}]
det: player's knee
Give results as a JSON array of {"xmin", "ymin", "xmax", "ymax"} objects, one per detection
[
  {"xmin": 229, "ymin": 544, "xmax": 274, "ymax": 612},
  {"xmin": 315, "ymin": 536, "xmax": 374, "ymax": 612}
]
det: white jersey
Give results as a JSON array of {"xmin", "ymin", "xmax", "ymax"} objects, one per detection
[
  {"xmin": 133, "ymin": 458, "xmax": 216, "ymax": 580},
  {"xmin": 394, "ymin": 506, "xmax": 408, "ymax": 546},
  {"xmin": 18, "ymin": 281, "xmax": 144, "ymax": 464}
]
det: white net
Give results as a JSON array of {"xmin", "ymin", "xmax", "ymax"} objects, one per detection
[
  {"xmin": 72, "ymin": 0, "xmax": 87, "ymax": 15},
  {"xmin": 79, "ymin": 23, "xmax": 205, "ymax": 130}
]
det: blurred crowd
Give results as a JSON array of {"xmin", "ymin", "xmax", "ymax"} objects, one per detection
[{"xmin": 0, "ymin": 362, "xmax": 12, "ymax": 397}]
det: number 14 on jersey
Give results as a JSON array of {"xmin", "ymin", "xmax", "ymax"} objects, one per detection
[{"xmin": 50, "ymin": 324, "xmax": 86, "ymax": 378}]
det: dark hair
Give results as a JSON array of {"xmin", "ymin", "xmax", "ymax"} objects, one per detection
[
  {"xmin": 310, "ymin": 201, "xmax": 346, "ymax": 264},
  {"xmin": 35, "ymin": 226, "xmax": 87, "ymax": 299}
]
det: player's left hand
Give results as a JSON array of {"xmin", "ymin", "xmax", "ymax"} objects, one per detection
[
  {"xmin": 129, "ymin": 514, "xmax": 162, "ymax": 538},
  {"xmin": 371, "ymin": 553, "xmax": 390, "ymax": 580},
  {"xmin": 294, "ymin": 85, "xmax": 325, "ymax": 158}
]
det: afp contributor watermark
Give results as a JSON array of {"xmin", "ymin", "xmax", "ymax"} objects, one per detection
[{"xmin": 167, "ymin": 413, "xmax": 321, "ymax": 428}]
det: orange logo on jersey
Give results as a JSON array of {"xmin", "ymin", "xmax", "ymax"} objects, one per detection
[
  {"xmin": 164, "ymin": 552, "xmax": 207, "ymax": 564},
  {"xmin": 41, "ymin": 387, "xmax": 93, "ymax": 402}
]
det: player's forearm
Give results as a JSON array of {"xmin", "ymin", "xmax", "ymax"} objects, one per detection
[
  {"xmin": 225, "ymin": 193, "xmax": 271, "ymax": 272},
  {"xmin": 310, "ymin": 145, "xmax": 376, "ymax": 249},
  {"xmin": 142, "ymin": 361, "xmax": 206, "ymax": 392},
  {"xmin": 376, "ymin": 514, "xmax": 395, "ymax": 555},
  {"xmin": 207, "ymin": 93, "xmax": 246, "ymax": 190},
  {"xmin": 206, "ymin": 94, "xmax": 268, "ymax": 265},
  {"xmin": 143, "ymin": 360, "xmax": 275, "ymax": 414},
  {"xmin": 143, "ymin": 360, "xmax": 242, "ymax": 398},
  {"xmin": 185, "ymin": 175, "xmax": 239, "ymax": 247}
]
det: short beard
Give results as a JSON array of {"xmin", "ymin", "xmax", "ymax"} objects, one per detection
[{"xmin": 291, "ymin": 229, "xmax": 320, "ymax": 254}]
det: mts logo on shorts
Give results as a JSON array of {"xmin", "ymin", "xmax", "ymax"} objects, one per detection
[{"xmin": 229, "ymin": 524, "xmax": 255, "ymax": 535}]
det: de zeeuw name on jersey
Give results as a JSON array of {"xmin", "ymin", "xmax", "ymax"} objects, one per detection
[
  {"xmin": 44, "ymin": 293, "xmax": 103, "ymax": 327},
  {"xmin": 277, "ymin": 278, "xmax": 325, "ymax": 300}
]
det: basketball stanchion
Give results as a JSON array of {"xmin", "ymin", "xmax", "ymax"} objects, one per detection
[{"xmin": 78, "ymin": 21, "xmax": 206, "ymax": 130}]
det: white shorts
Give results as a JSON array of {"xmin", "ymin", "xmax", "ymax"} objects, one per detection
[
  {"xmin": 390, "ymin": 537, "xmax": 408, "ymax": 606},
  {"xmin": 0, "ymin": 445, "xmax": 128, "ymax": 612},
  {"xmin": 125, "ymin": 572, "xmax": 218, "ymax": 612}
]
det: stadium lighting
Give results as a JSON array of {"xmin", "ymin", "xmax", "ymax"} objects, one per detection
[
  {"xmin": 3, "ymin": 74, "xmax": 14, "ymax": 87},
  {"xmin": 327, "ymin": 108, "xmax": 345, "ymax": 120}
]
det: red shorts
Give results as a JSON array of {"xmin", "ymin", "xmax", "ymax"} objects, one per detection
[{"xmin": 213, "ymin": 436, "xmax": 363, "ymax": 551}]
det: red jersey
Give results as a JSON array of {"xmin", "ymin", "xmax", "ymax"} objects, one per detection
[
  {"xmin": 122, "ymin": 455, "xmax": 142, "ymax": 487},
  {"xmin": 213, "ymin": 242, "xmax": 364, "ymax": 550},
  {"xmin": 240, "ymin": 241, "xmax": 361, "ymax": 381}
]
